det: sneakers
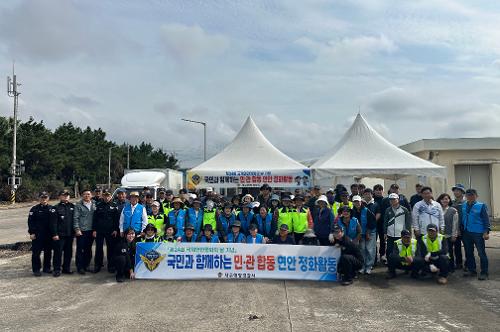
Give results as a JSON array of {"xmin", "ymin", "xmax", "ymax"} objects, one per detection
[
  {"xmin": 365, "ymin": 269, "xmax": 372, "ymax": 275},
  {"xmin": 437, "ymin": 277, "xmax": 448, "ymax": 285},
  {"xmin": 381, "ymin": 255, "xmax": 387, "ymax": 264},
  {"xmin": 478, "ymin": 273, "xmax": 489, "ymax": 281}
]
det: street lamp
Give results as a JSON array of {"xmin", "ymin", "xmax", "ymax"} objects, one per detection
[{"xmin": 181, "ymin": 118, "xmax": 207, "ymax": 161}]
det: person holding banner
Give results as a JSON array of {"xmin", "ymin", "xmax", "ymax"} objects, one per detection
[
  {"xmin": 237, "ymin": 203, "xmax": 254, "ymax": 235},
  {"xmin": 246, "ymin": 224, "xmax": 265, "ymax": 244},
  {"xmin": 113, "ymin": 228, "xmax": 136, "ymax": 283},
  {"xmin": 252, "ymin": 205, "xmax": 276, "ymax": 241},
  {"xmin": 227, "ymin": 221, "xmax": 246, "ymax": 243},
  {"xmin": 273, "ymin": 224, "xmax": 296, "ymax": 245},
  {"xmin": 180, "ymin": 224, "xmax": 198, "ymax": 242},
  {"xmin": 167, "ymin": 197, "xmax": 187, "ymax": 238},
  {"xmin": 329, "ymin": 224, "xmax": 364, "ymax": 286},
  {"xmin": 292, "ymin": 195, "xmax": 313, "ymax": 244},
  {"xmin": 198, "ymin": 224, "xmax": 219, "ymax": 243}
]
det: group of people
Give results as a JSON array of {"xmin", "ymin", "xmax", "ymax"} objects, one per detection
[{"xmin": 27, "ymin": 182, "xmax": 491, "ymax": 285}]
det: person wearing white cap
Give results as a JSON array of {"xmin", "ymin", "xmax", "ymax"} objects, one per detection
[
  {"xmin": 352, "ymin": 195, "xmax": 377, "ymax": 274},
  {"xmin": 312, "ymin": 195, "xmax": 334, "ymax": 246},
  {"xmin": 384, "ymin": 193, "xmax": 412, "ymax": 259},
  {"xmin": 412, "ymin": 186, "xmax": 444, "ymax": 238}
]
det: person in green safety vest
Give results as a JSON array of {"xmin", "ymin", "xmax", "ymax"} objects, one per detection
[
  {"xmin": 292, "ymin": 195, "xmax": 312, "ymax": 244},
  {"xmin": 202, "ymin": 200, "xmax": 223, "ymax": 236},
  {"xmin": 332, "ymin": 191, "xmax": 354, "ymax": 218},
  {"xmin": 418, "ymin": 224, "xmax": 450, "ymax": 285},
  {"xmin": 277, "ymin": 195, "xmax": 295, "ymax": 235},
  {"xmin": 387, "ymin": 229, "xmax": 424, "ymax": 279},
  {"xmin": 161, "ymin": 225, "xmax": 177, "ymax": 243},
  {"xmin": 147, "ymin": 202, "xmax": 165, "ymax": 237},
  {"xmin": 140, "ymin": 223, "xmax": 161, "ymax": 242}
]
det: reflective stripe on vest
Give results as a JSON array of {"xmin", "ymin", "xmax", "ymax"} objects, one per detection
[
  {"xmin": 203, "ymin": 210, "xmax": 217, "ymax": 231},
  {"xmin": 292, "ymin": 208, "xmax": 308, "ymax": 234},
  {"xmin": 332, "ymin": 201, "xmax": 353, "ymax": 217},
  {"xmin": 141, "ymin": 236, "xmax": 160, "ymax": 243},
  {"xmin": 423, "ymin": 234, "xmax": 443, "ymax": 253},
  {"xmin": 278, "ymin": 207, "xmax": 294, "ymax": 230},
  {"xmin": 396, "ymin": 238, "xmax": 417, "ymax": 266},
  {"xmin": 147, "ymin": 214, "xmax": 165, "ymax": 236}
]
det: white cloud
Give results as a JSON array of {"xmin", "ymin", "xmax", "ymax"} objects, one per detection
[{"xmin": 160, "ymin": 23, "xmax": 230, "ymax": 64}]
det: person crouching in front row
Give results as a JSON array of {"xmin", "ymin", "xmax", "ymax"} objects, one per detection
[
  {"xmin": 180, "ymin": 224, "xmax": 197, "ymax": 243},
  {"xmin": 198, "ymin": 224, "xmax": 219, "ymax": 243},
  {"xmin": 113, "ymin": 228, "xmax": 136, "ymax": 283},
  {"xmin": 141, "ymin": 223, "xmax": 161, "ymax": 242},
  {"xmin": 246, "ymin": 224, "xmax": 265, "ymax": 244},
  {"xmin": 227, "ymin": 221, "xmax": 246, "ymax": 243},
  {"xmin": 387, "ymin": 229, "xmax": 424, "ymax": 279},
  {"xmin": 329, "ymin": 224, "xmax": 364, "ymax": 286}
]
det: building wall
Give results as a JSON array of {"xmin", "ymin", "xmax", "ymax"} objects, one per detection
[{"xmin": 398, "ymin": 149, "xmax": 500, "ymax": 218}]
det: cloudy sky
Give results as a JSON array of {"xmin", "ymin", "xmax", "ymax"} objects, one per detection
[{"xmin": 1, "ymin": 0, "xmax": 500, "ymax": 168}]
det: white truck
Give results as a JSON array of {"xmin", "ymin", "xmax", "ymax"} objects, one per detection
[{"xmin": 115, "ymin": 168, "xmax": 184, "ymax": 199}]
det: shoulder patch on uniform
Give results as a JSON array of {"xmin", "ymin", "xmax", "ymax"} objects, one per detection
[
  {"xmin": 29, "ymin": 212, "xmax": 34, "ymax": 215},
  {"xmin": 50, "ymin": 209, "xmax": 56, "ymax": 212},
  {"xmin": 70, "ymin": 208, "xmax": 74, "ymax": 210}
]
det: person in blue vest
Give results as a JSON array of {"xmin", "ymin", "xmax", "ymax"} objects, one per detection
[
  {"xmin": 180, "ymin": 224, "xmax": 197, "ymax": 243},
  {"xmin": 186, "ymin": 199, "xmax": 203, "ymax": 235},
  {"xmin": 218, "ymin": 202, "xmax": 235, "ymax": 242},
  {"xmin": 119, "ymin": 191, "xmax": 148, "ymax": 238},
  {"xmin": 237, "ymin": 203, "xmax": 254, "ymax": 235},
  {"xmin": 167, "ymin": 197, "xmax": 187, "ymax": 238},
  {"xmin": 312, "ymin": 195, "xmax": 334, "ymax": 246},
  {"xmin": 227, "ymin": 220, "xmax": 246, "ymax": 243},
  {"xmin": 462, "ymin": 189, "xmax": 491, "ymax": 280},
  {"xmin": 336, "ymin": 206, "xmax": 361, "ymax": 245},
  {"xmin": 246, "ymin": 224, "xmax": 265, "ymax": 244},
  {"xmin": 252, "ymin": 205, "xmax": 276, "ymax": 241},
  {"xmin": 352, "ymin": 195, "xmax": 377, "ymax": 274},
  {"xmin": 198, "ymin": 224, "xmax": 219, "ymax": 243}
]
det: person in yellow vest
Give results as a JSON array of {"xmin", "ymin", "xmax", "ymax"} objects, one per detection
[
  {"xmin": 292, "ymin": 195, "xmax": 313, "ymax": 243},
  {"xmin": 140, "ymin": 223, "xmax": 161, "ymax": 243},
  {"xmin": 161, "ymin": 189, "xmax": 174, "ymax": 216},
  {"xmin": 332, "ymin": 191, "xmax": 354, "ymax": 218},
  {"xmin": 162, "ymin": 225, "xmax": 177, "ymax": 243},
  {"xmin": 387, "ymin": 229, "xmax": 424, "ymax": 279},
  {"xmin": 147, "ymin": 202, "xmax": 165, "ymax": 237},
  {"xmin": 277, "ymin": 195, "xmax": 294, "ymax": 235},
  {"xmin": 419, "ymin": 224, "xmax": 450, "ymax": 285},
  {"xmin": 202, "ymin": 200, "xmax": 223, "ymax": 236}
]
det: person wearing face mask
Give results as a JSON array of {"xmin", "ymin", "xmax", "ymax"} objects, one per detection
[{"xmin": 28, "ymin": 191, "xmax": 53, "ymax": 277}]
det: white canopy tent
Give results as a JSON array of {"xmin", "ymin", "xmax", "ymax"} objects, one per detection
[
  {"xmin": 311, "ymin": 114, "xmax": 446, "ymax": 181},
  {"xmin": 187, "ymin": 116, "xmax": 310, "ymax": 189}
]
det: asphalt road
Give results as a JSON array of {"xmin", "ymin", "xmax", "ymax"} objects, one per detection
[{"xmin": 1, "ymin": 205, "xmax": 500, "ymax": 331}]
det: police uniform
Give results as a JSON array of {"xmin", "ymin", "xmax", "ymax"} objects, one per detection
[
  {"xmin": 28, "ymin": 201, "xmax": 53, "ymax": 274},
  {"xmin": 49, "ymin": 199, "xmax": 75, "ymax": 274},
  {"xmin": 113, "ymin": 237, "xmax": 136, "ymax": 282},
  {"xmin": 93, "ymin": 198, "xmax": 120, "ymax": 272}
]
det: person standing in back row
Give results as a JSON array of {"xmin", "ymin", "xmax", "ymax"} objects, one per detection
[
  {"xmin": 74, "ymin": 190, "xmax": 96, "ymax": 274},
  {"xmin": 384, "ymin": 193, "xmax": 412, "ymax": 259},
  {"xmin": 50, "ymin": 190, "xmax": 75, "ymax": 276},
  {"xmin": 412, "ymin": 187, "xmax": 444, "ymax": 238},
  {"xmin": 28, "ymin": 191, "xmax": 53, "ymax": 277}
]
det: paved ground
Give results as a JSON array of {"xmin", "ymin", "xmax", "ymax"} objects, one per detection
[{"xmin": 1, "ymin": 206, "xmax": 500, "ymax": 331}]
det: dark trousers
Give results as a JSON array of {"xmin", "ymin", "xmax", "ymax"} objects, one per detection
[
  {"xmin": 338, "ymin": 254, "xmax": 363, "ymax": 281},
  {"xmin": 425, "ymin": 255, "xmax": 450, "ymax": 277},
  {"xmin": 463, "ymin": 231, "xmax": 488, "ymax": 274},
  {"xmin": 31, "ymin": 235, "xmax": 52, "ymax": 272},
  {"xmin": 388, "ymin": 254, "xmax": 424, "ymax": 275},
  {"xmin": 318, "ymin": 237, "xmax": 330, "ymax": 246},
  {"xmin": 452, "ymin": 235, "xmax": 463, "ymax": 267},
  {"xmin": 386, "ymin": 236, "xmax": 400, "ymax": 259},
  {"xmin": 294, "ymin": 233, "xmax": 304, "ymax": 244},
  {"xmin": 376, "ymin": 222, "xmax": 386, "ymax": 257},
  {"xmin": 53, "ymin": 236, "xmax": 73, "ymax": 272},
  {"xmin": 94, "ymin": 232, "xmax": 115, "ymax": 270},
  {"xmin": 113, "ymin": 255, "xmax": 131, "ymax": 280},
  {"xmin": 76, "ymin": 230, "xmax": 94, "ymax": 270}
]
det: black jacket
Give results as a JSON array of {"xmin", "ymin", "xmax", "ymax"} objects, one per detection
[
  {"xmin": 418, "ymin": 236, "xmax": 448, "ymax": 258},
  {"xmin": 28, "ymin": 203, "xmax": 52, "ymax": 236},
  {"xmin": 114, "ymin": 238, "xmax": 136, "ymax": 270},
  {"xmin": 49, "ymin": 202, "xmax": 75, "ymax": 237},
  {"xmin": 93, "ymin": 201, "xmax": 120, "ymax": 233},
  {"xmin": 334, "ymin": 236, "xmax": 364, "ymax": 262}
]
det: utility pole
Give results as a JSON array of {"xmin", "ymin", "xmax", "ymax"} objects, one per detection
[
  {"xmin": 108, "ymin": 147, "xmax": 114, "ymax": 190},
  {"xmin": 7, "ymin": 63, "xmax": 21, "ymax": 204},
  {"xmin": 127, "ymin": 144, "xmax": 130, "ymax": 169},
  {"xmin": 181, "ymin": 118, "xmax": 207, "ymax": 161}
]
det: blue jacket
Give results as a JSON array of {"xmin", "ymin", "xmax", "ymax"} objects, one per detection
[
  {"xmin": 168, "ymin": 209, "xmax": 187, "ymax": 237},
  {"xmin": 122, "ymin": 203, "xmax": 144, "ymax": 232},
  {"xmin": 237, "ymin": 211, "xmax": 254, "ymax": 234},
  {"xmin": 246, "ymin": 234, "xmax": 265, "ymax": 244},
  {"xmin": 462, "ymin": 201, "xmax": 490, "ymax": 234},
  {"xmin": 187, "ymin": 208, "xmax": 203, "ymax": 234},
  {"xmin": 338, "ymin": 217, "xmax": 360, "ymax": 240},
  {"xmin": 312, "ymin": 207, "xmax": 334, "ymax": 239},
  {"xmin": 218, "ymin": 213, "xmax": 235, "ymax": 234},
  {"xmin": 199, "ymin": 234, "xmax": 219, "ymax": 243},
  {"xmin": 253, "ymin": 213, "xmax": 274, "ymax": 238},
  {"xmin": 227, "ymin": 232, "xmax": 246, "ymax": 243},
  {"xmin": 181, "ymin": 233, "xmax": 198, "ymax": 243}
]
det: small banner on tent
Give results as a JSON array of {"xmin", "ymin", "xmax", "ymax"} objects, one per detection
[
  {"xmin": 187, "ymin": 169, "xmax": 311, "ymax": 189},
  {"xmin": 135, "ymin": 242, "xmax": 340, "ymax": 281}
]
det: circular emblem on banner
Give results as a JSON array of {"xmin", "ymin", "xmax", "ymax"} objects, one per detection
[
  {"xmin": 140, "ymin": 249, "xmax": 165, "ymax": 272},
  {"xmin": 191, "ymin": 174, "xmax": 201, "ymax": 185}
]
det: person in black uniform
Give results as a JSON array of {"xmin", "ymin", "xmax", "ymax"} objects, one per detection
[
  {"xmin": 92, "ymin": 189, "xmax": 120, "ymax": 273},
  {"xmin": 113, "ymin": 228, "xmax": 136, "ymax": 282},
  {"xmin": 49, "ymin": 190, "xmax": 75, "ymax": 277},
  {"xmin": 28, "ymin": 191, "xmax": 53, "ymax": 277},
  {"xmin": 329, "ymin": 224, "xmax": 364, "ymax": 286},
  {"xmin": 92, "ymin": 187, "xmax": 103, "ymax": 204}
]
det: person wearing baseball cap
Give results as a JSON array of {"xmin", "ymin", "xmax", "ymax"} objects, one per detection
[
  {"xmin": 277, "ymin": 195, "xmax": 294, "ymax": 233},
  {"xmin": 180, "ymin": 223, "xmax": 197, "ymax": 243},
  {"xmin": 332, "ymin": 191, "xmax": 353, "ymax": 218},
  {"xmin": 92, "ymin": 187, "xmax": 103, "ymax": 204},
  {"xmin": 383, "ymin": 193, "xmax": 412, "ymax": 263},
  {"xmin": 227, "ymin": 220, "xmax": 246, "ymax": 243},
  {"xmin": 292, "ymin": 195, "xmax": 312, "ymax": 243},
  {"xmin": 387, "ymin": 229, "xmax": 423, "ymax": 279},
  {"xmin": 246, "ymin": 224, "xmax": 266, "ymax": 244},
  {"xmin": 119, "ymin": 191, "xmax": 148, "ymax": 237},
  {"xmin": 329, "ymin": 224, "xmax": 363, "ymax": 286},
  {"xmin": 419, "ymin": 224, "xmax": 450, "ymax": 284},
  {"xmin": 146, "ymin": 201, "xmax": 165, "ymax": 237},
  {"xmin": 462, "ymin": 188, "xmax": 490, "ymax": 280},
  {"xmin": 50, "ymin": 190, "xmax": 75, "ymax": 276},
  {"xmin": 352, "ymin": 195, "xmax": 377, "ymax": 274},
  {"xmin": 198, "ymin": 224, "xmax": 219, "ymax": 243},
  {"xmin": 273, "ymin": 224, "xmax": 296, "ymax": 245},
  {"xmin": 27, "ymin": 191, "xmax": 53, "ymax": 277}
]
